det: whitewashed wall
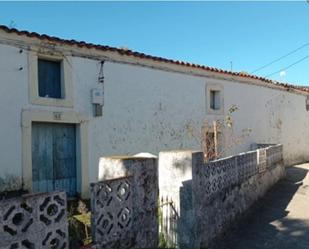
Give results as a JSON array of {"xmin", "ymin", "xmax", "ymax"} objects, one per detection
[
  {"xmin": 0, "ymin": 41, "xmax": 308, "ymax": 194},
  {"xmin": 0, "ymin": 44, "xmax": 28, "ymax": 191}
]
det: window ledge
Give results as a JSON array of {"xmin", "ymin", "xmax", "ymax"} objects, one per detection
[
  {"xmin": 207, "ymin": 108, "xmax": 224, "ymax": 115},
  {"xmin": 30, "ymin": 96, "xmax": 73, "ymax": 108}
]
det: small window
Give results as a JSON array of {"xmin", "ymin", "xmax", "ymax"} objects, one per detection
[
  {"xmin": 38, "ymin": 59, "xmax": 62, "ymax": 99},
  {"xmin": 210, "ymin": 90, "xmax": 220, "ymax": 110}
]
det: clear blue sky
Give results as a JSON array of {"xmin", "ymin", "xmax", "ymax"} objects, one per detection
[{"xmin": 1, "ymin": 1, "xmax": 309, "ymax": 85}]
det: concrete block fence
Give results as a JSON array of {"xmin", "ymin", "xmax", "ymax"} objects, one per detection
[
  {"xmin": 159, "ymin": 144, "xmax": 284, "ymax": 249},
  {"xmin": 0, "ymin": 145, "xmax": 283, "ymax": 249},
  {"xmin": 192, "ymin": 144, "xmax": 284, "ymax": 248}
]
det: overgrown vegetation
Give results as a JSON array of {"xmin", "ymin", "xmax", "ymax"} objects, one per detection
[
  {"xmin": 68, "ymin": 199, "xmax": 92, "ymax": 249},
  {"xmin": 158, "ymin": 198, "xmax": 177, "ymax": 249},
  {"xmin": 186, "ymin": 105, "xmax": 252, "ymax": 162},
  {"xmin": 158, "ymin": 202, "xmax": 168, "ymax": 248}
]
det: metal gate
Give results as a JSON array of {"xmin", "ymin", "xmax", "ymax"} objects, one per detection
[{"xmin": 159, "ymin": 196, "xmax": 179, "ymax": 248}]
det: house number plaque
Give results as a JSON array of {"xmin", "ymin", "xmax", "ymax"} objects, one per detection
[{"xmin": 53, "ymin": 112, "xmax": 62, "ymax": 120}]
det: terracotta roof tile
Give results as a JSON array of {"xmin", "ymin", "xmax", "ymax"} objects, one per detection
[{"xmin": 0, "ymin": 24, "xmax": 308, "ymax": 94}]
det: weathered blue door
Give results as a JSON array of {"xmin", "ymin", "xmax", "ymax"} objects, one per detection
[{"xmin": 32, "ymin": 122, "xmax": 77, "ymax": 197}]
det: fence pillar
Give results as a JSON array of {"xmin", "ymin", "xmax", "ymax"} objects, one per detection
[{"xmin": 159, "ymin": 150, "xmax": 198, "ymax": 249}]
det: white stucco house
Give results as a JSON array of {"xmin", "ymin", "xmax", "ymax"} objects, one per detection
[{"xmin": 1, "ymin": 25, "xmax": 309, "ymax": 198}]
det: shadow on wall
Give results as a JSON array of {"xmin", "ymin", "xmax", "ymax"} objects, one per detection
[
  {"xmin": 179, "ymin": 179, "xmax": 194, "ymax": 248},
  {"xmin": 211, "ymin": 165, "xmax": 309, "ymax": 249}
]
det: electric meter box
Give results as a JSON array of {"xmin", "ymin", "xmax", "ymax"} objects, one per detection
[{"xmin": 91, "ymin": 88, "xmax": 104, "ymax": 105}]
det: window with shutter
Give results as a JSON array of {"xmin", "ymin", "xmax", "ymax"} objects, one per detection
[{"xmin": 38, "ymin": 59, "xmax": 62, "ymax": 99}]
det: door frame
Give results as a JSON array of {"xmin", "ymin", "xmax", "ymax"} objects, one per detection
[{"xmin": 22, "ymin": 109, "xmax": 89, "ymax": 198}]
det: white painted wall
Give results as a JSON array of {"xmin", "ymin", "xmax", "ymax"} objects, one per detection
[
  {"xmin": 0, "ymin": 44, "xmax": 28, "ymax": 191},
  {"xmin": 0, "ymin": 41, "xmax": 308, "ymax": 194}
]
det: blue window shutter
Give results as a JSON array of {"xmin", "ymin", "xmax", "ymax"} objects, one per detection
[{"xmin": 38, "ymin": 59, "xmax": 62, "ymax": 98}]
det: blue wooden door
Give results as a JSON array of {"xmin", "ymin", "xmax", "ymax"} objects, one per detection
[{"xmin": 32, "ymin": 122, "xmax": 77, "ymax": 197}]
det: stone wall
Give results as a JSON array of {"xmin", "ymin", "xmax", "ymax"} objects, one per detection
[
  {"xmin": 192, "ymin": 144, "xmax": 284, "ymax": 248},
  {"xmin": 0, "ymin": 191, "xmax": 68, "ymax": 249},
  {"xmin": 95, "ymin": 157, "xmax": 158, "ymax": 249}
]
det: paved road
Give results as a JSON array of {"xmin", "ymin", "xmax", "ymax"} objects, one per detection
[{"xmin": 212, "ymin": 163, "xmax": 309, "ymax": 249}]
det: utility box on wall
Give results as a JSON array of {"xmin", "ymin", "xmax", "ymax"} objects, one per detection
[
  {"xmin": 91, "ymin": 88, "xmax": 104, "ymax": 117},
  {"xmin": 91, "ymin": 88, "xmax": 104, "ymax": 105}
]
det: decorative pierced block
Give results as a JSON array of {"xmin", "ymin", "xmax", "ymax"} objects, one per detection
[
  {"xmin": 193, "ymin": 150, "xmax": 259, "ymax": 203},
  {"xmin": 91, "ymin": 176, "xmax": 133, "ymax": 247},
  {"xmin": 0, "ymin": 191, "xmax": 68, "ymax": 249},
  {"xmin": 266, "ymin": 145, "xmax": 283, "ymax": 167},
  {"xmin": 236, "ymin": 151, "xmax": 258, "ymax": 182},
  {"xmin": 193, "ymin": 155, "xmax": 238, "ymax": 200}
]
